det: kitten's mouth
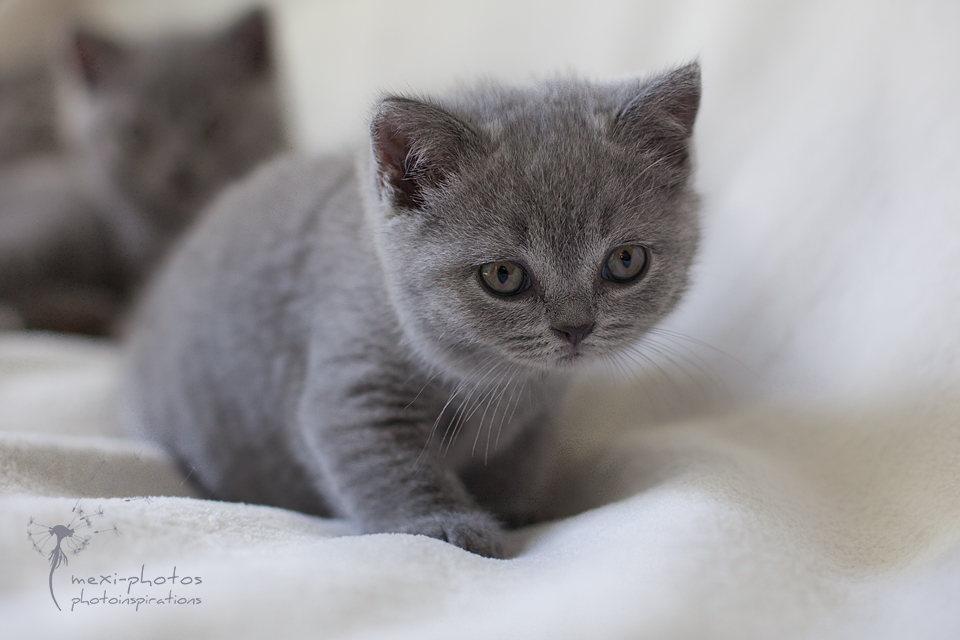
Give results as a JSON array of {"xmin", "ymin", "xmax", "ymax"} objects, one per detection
[
  {"xmin": 508, "ymin": 347, "xmax": 589, "ymax": 372},
  {"xmin": 553, "ymin": 346, "xmax": 589, "ymax": 366}
]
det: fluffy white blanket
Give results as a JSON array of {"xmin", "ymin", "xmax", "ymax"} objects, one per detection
[{"xmin": 2, "ymin": 0, "xmax": 959, "ymax": 637}]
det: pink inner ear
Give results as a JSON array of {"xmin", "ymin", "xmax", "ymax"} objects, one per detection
[
  {"xmin": 372, "ymin": 119, "xmax": 411, "ymax": 174},
  {"xmin": 74, "ymin": 31, "xmax": 124, "ymax": 87},
  {"xmin": 372, "ymin": 119, "xmax": 423, "ymax": 209}
]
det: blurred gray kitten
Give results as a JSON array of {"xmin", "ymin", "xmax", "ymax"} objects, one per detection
[
  {"xmin": 0, "ymin": 9, "xmax": 286, "ymax": 334},
  {"xmin": 128, "ymin": 63, "xmax": 702, "ymax": 558}
]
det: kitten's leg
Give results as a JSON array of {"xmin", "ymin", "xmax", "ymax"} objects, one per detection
[
  {"xmin": 460, "ymin": 413, "xmax": 560, "ymax": 529},
  {"xmin": 299, "ymin": 383, "xmax": 505, "ymax": 558}
]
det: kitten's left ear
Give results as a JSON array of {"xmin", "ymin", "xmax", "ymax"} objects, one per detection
[
  {"xmin": 222, "ymin": 8, "xmax": 272, "ymax": 75},
  {"xmin": 611, "ymin": 62, "xmax": 701, "ymax": 165},
  {"xmin": 371, "ymin": 97, "xmax": 485, "ymax": 212}
]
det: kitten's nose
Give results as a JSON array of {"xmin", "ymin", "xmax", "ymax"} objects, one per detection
[{"xmin": 551, "ymin": 323, "xmax": 594, "ymax": 346}]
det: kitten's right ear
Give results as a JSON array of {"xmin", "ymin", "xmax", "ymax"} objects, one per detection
[
  {"xmin": 222, "ymin": 8, "xmax": 272, "ymax": 75},
  {"xmin": 371, "ymin": 98, "xmax": 484, "ymax": 212},
  {"xmin": 73, "ymin": 30, "xmax": 125, "ymax": 87},
  {"xmin": 611, "ymin": 62, "xmax": 701, "ymax": 166}
]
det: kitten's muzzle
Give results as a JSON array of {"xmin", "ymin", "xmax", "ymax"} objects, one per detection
[{"xmin": 550, "ymin": 322, "xmax": 595, "ymax": 346}]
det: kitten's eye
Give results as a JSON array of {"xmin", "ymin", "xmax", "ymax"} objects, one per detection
[
  {"xmin": 479, "ymin": 261, "xmax": 529, "ymax": 296},
  {"xmin": 602, "ymin": 245, "xmax": 648, "ymax": 283}
]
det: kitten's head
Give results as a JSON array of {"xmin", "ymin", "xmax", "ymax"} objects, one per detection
[
  {"xmin": 366, "ymin": 64, "xmax": 701, "ymax": 379},
  {"xmin": 66, "ymin": 9, "xmax": 286, "ymax": 236}
]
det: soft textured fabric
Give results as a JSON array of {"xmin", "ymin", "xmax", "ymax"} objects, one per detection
[{"xmin": 2, "ymin": 0, "xmax": 959, "ymax": 637}]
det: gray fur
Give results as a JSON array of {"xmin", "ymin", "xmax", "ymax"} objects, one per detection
[
  {"xmin": 64, "ymin": 8, "xmax": 286, "ymax": 242},
  {"xmin": 127, "ymin": 63, "xmax": 702, "ymax": 558},
  {"xmin": 0, "ymin": 155, "xmax": 127, "ymax": 334},
  {"xmin": 0, "ymin": 9, "xmax": 286, "ymax": 334},
  {"xmin": 0, "ymin": 66, "xmax": 60, "ymax": 165}
]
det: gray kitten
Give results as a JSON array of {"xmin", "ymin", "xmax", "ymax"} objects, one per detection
[
  {"xmin": 127, "ymin": 63, "xmax": 701, "ymax": 558},
  {"xmin": 0, "ymin": 9, "xmax": 286, "ymax": 334},
  {"xmin": 63, "ymin": 8, "xmax": 286, "ymax": 245}
]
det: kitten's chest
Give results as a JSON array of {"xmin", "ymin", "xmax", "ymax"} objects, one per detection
[{"xmin": 429, "ymin": 375, "xmax": 556, "ymax": 469}]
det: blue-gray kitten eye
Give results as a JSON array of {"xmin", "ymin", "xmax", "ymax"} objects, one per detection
[
  {"xmin": 479, "ymin": 261, "xmax": 528, "ymax": 296},
  {"xmin": 602, "ymin": 245, "xmax": 648, "ymax": 283}
]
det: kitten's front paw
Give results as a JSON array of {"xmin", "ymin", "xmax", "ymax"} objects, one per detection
[{"xmin": 396, "ymin": 510, "xmax": 504, "ymax": 558}]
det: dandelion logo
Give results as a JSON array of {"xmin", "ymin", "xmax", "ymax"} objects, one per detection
[{"xmin": 27, "ymin": 500, "xmax": 120, "ymax": 611}]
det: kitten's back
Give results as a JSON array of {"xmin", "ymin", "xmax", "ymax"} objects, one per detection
[{"xmin": 127, "ymin": 154, "xmax": 358, "ymax": 513}]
